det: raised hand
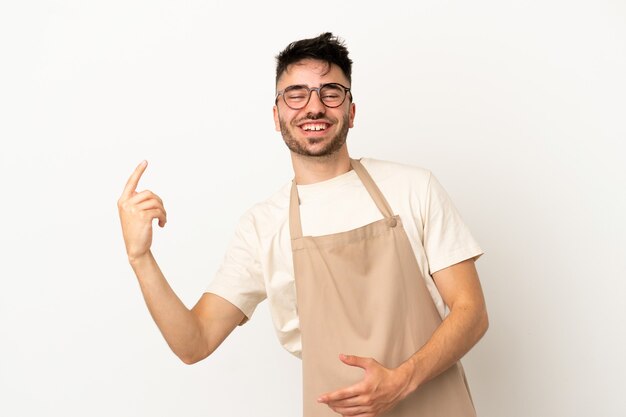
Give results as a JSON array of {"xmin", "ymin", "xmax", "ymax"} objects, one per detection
[{"xmin": 117, "ymin": 161, "xmax": 167, "ymax": 261}]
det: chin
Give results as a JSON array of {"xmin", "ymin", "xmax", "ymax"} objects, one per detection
[{"xmin": 281, "ymin": 120, "xmax": 348, "ymax": 158}]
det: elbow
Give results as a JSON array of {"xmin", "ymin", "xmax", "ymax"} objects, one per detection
[
  {"xmin": 176, "ymin": 328, "xmax": 214, "ymax": 365},
  {"xmin": 477, "ymin": 308, "xmax": 489, "ymax": 340},
  {"xmin": 180, "ymin": 355, "xmax": 200, "ymax": 365},
  {"xmin": 179, "ymin": 352, "xmax": 208, "ymax": 365},
  {"xmin": 177, "ymin": 347, "xmax": 212, "ymax": 365}
]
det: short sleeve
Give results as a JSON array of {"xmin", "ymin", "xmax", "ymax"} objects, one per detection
[
  {"xmin": 205, "ymin": 211, "xmax": 267, "ymax": 324},
  {"xmin": 422, "ymin": 172, "xmax": 483, "ymax": 275}
]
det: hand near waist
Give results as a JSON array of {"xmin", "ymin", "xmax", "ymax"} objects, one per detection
[
  {"xmin": 117, "ymin": 160, "xmax": 167, "ymax": 262},
  {"xmin": 317, "ymin": 354, "xmax": 414, "ymax": 417}
]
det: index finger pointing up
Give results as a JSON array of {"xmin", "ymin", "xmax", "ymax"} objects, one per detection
[{"xmin": 122, "ymin": 160, "xmax": 148, "ymax": 197}]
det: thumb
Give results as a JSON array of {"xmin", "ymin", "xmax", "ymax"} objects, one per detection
[{"xmin": 339, "ymin": 354, "xmax": 372, "ymax": 369}]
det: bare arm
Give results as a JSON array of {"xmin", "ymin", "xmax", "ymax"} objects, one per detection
[
  {"xmin": 319, "ymin": 259, "xmax": 488, "ymax": 416},
  {"xmin": 130, "ymin": 253, "xmax": 245, "ymax": 364},
  {"xmin": 118, "ymin": 161, "xmax": 245, "ymax": 364},
  {"xmin": 401, "ymin": 258, "xmax": 489, "ymax": 390}
]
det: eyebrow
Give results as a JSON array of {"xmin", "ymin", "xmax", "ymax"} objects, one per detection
[
  {"xmin": 283, "ymin": 84, "xmax": 309, "ymax": 90},
  {"xmin": 280, "ymin": 82, "xmax": 345, "ymax": 91}
]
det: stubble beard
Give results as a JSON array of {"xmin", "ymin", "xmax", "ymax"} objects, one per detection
[{"xmin": 279, "ymin": 113, "xmax": 349, "ymax": 158}]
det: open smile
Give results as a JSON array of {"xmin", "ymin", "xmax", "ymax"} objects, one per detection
[
  {"xmin": 297, "ymin": 121, "xmax": 333, "ymax": 136},
  {"xmin": 300, "ymin": 122, "xmax": 330, "ymax": 131}
]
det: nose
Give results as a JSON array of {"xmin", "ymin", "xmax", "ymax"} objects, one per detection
[{"xmin": 303, "ymin": 89, "xmax": 326, "ymax": 114}]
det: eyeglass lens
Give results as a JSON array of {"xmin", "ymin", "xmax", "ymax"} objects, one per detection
[{"xmin": 283, "ymin": 84, "xmax": 346, "ymax": 109}]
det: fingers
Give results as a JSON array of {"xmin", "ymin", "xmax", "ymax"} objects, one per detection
[
  {"xmin": 320, "ymin": 356, "xmax": 395, "ymax": 417},
  {"xmin": 318, "ymin": 355, "xmax": 372, "ymax": 403},
  {"xmin": 319, "ymin": 384, "xmax": 360, "ymax": 403},
  {"xmin": 119, "ymin": 190, "xmax": 165, "ymax": 214},
  {"xmin": 118, "ymin": 185, "xmax": 167, "ymax": 228},
  {"xmin": 136, "ymin": 198, "xmax": 163, "ymax": 211},
  {"xmin": 137, "ymin": 200, "xmax": 167, "ymax": 226},
  {"xmin": 128, "ymin": 189, "xmax": 164, "ymax": 206},
  {"xmin": 142, "ymin": 209, "xmax": 167, "ymax": 228},
  {"xmin": 327, "ymin": 392, "xmax": 378, "ymax": 417},
  {"xmin": 332, "ymin": 404, "xmax": 370, "ymax": 416},
  {"xmin": 339, "ymin": 354, "xmax": 373, "ymax": 370},
  {"xmin": 327, "ymin": 396, "xmax": 373, "ymax": 416},
  {"xmin": 327, "ymin": 393, "xmax": 378, "ymax": 417},
  {"xmin": 325, "ymin": 395, "xmax": 363, "ymax": 408},
  {"xmin": 122, "ymin": 160, "xmax": 148, "ymax": 198}
]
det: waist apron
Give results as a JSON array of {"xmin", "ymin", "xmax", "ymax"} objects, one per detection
[{"xmin": 289, "ymin": 159, "xmax": 476, "ymax": 417}]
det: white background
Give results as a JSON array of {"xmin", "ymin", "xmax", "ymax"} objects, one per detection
[{"xmin": 1, "ymin": 1, "xmax": 625, "ymax": 416}]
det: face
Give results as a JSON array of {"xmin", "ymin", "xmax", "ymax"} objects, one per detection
[{"xmin": 273, "ymin": 59, "xmax": 356, "ymax": 158}]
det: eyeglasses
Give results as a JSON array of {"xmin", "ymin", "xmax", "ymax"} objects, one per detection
[{"xmin": 275, "ymin": 83, "xmax": 352, "ymax": 110}]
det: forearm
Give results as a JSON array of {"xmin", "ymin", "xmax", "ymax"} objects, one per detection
[
  {"xmin": 130, "ymin": 251, "xmax": 208, "ymax": 364},
  {"xmin": 400, "ymin": 302, "xmax": 488, "ymax": 394}
]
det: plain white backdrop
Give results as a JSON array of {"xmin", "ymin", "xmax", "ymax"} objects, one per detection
[{"xmin": 1, "ymin": 1, "xmax": 624, "ymax": 416}]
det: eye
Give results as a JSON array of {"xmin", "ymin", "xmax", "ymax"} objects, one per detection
[
  {"xmin": 284, "ymin": 86, "xmax": 309, "ymax": 102},
  {"xmin": 287, "ymin": 94, "xmax": 307, "ymax": 101},
  {"xmin": 320, "ymin": 85, "xmax": 344, "ymax": 101}
]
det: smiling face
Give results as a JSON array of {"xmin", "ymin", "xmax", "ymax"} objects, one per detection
[{"xmin": 273, "ymin": 59, "xmax": 355, "ymax": 158}]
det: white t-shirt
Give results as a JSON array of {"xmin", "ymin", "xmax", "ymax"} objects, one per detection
[{"xmin": 206, "ymin": 158, "xmax": 483, "ymax": 358}]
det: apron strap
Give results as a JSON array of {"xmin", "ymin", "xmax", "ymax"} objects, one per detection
[
  {"xmin": 289, "ymin": 158, "xmax": 395, "ymax": 239},
  {"xmin": 350, "ymin": 158, "xmax": 395, "ymax": 219},
  {"xmin": 289, "ymin": 178, "xmax": 304, "ymax": 239}
]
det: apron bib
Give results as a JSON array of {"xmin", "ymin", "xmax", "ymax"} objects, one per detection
[{"xmin": 289, "ymin": 159, "xmax": 476, "ymax": 417}]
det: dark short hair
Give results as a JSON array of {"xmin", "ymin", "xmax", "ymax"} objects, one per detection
[{"xmin": 275, "ymin": 32, "xmax": 353, "ymax": 85}]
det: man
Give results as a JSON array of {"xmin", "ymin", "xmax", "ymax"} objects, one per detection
[{"xmin": 118, "ymin": 33, "xmax": 488, "ymax": 417}]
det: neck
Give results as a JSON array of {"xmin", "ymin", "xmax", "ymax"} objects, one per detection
[{"xmin": 291, "ymin": 145, "xmax": 352, "ymax": 185}]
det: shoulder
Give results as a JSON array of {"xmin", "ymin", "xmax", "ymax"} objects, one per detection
[
  {"xmin": 360, "ymin": 157, "xmax": 432, "ymax": 179},
  {"xmin": 359, "ymin": 157, "xmax": 433, "ymax": 194},
  {"xmin": 236, "ymin": 180, "xmax": 291, "ymax": 239}
]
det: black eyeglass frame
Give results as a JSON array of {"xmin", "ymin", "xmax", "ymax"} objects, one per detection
[{"xmin": 275, "ymin": 83, "xmax": 353, "ymax": 110}]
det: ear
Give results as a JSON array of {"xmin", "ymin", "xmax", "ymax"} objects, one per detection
[
  {"xmin": 273, "ymin": 105, "xmax": 281, "ymax": 132},
  {"xmin": 348, "ymin": 102, "xmax": 356, "ymax": 128}
]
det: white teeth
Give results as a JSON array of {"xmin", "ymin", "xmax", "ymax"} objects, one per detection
[{"xmin": 302, "ymin": 123, "xmax": 327, "ymax": 131}]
